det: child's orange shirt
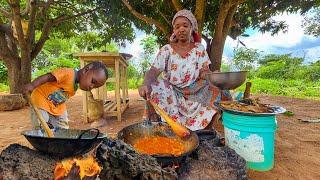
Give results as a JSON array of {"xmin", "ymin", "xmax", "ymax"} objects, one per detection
[{"xmin": 31, "ymin": 68, "xmax": 78, "ymax": 116}]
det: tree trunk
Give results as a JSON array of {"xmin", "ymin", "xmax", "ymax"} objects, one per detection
[
  {"xmin": 208, "ymin": 1, "xmax": 239, "ymax": 71},
  {"xmin": 7, "ymin": 56, "xmax": 31, "ymax": 94},
  {"xmin": 209, "ymin": 36, "xmax": 226, "ymax": 71}
]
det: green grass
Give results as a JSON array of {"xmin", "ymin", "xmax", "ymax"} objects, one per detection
[
  {"xmin": 0, "ymin": 83, "xmax": 9, "ymax": 92},
  {"xmin": 237, "ymin": 78, "xmax": 320, "ymax": 100},
  {"xmin": 1, "ymin": 77, "xmax": 319, "ymax": 101},
  {"xmin": 106, "ymin": 78, "xmax": 144, "ymax": 91}
]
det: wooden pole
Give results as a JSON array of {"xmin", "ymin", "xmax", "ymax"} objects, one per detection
[{"xmin": 243, "ymin": 82, "xmax": 252, "ymax": 99}]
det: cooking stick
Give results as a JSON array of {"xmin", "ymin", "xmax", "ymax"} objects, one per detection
[
  {"xmin": 26, "ymin": 94, "xmax": 54, "ymax": 137},
  {"xmin": 148, "ymin": 100, "xmax": 190, "ymax": 138}
]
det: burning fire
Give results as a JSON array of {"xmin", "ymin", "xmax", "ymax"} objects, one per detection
[
  {"xmin": 173, "ymin": 162, "xmax": 180, "ymax": 169},
  {"xmin": 54, "ymin": 155, "xmax": 101, "ymax": 180}
]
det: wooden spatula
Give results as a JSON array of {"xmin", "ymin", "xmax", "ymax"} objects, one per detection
[
  {"xmin": 26, "ymin": 94, "xmax": 54, "ymax": 137},
  {"xmin": 149, "ymin": 100, "xmax": 190, "ymax": 138}
]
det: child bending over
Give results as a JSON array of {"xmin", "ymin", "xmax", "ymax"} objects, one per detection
[{"xmin": 24, "ymin": 61, "xmax": 108, "ymax": 129}]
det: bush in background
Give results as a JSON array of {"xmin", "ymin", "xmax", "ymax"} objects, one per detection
[
  {"xmin": 32, "ymin": 57, "xmax": 80, "ymax": 79},
  {"xmin": 0, "ymin": 61, "xmax": 8, "ymax": 84}
]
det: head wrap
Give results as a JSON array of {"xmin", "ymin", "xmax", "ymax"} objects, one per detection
[{"xmin": 170, "ymin": 9, "xmax": 201, "ymax": 43}]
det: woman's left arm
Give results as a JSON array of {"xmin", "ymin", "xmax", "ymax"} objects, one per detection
[{"xmin": 197, "ymin": 44, "xmax": 212, "ymax": 80}]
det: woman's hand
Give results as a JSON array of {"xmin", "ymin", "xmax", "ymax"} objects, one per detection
[
  {"xmin": 138, "ymin": 85, "xmax": 152, "ymax": 100},
  {"xmin": 139, "ymin": 67, "xmax": 161, "ymax": 100}
]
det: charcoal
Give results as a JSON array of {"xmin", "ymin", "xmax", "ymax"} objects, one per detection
[
  {"xmin": 96, "ymin": 138, "xmax": 178, "ymax": 180},
  {"xmin": 0, "ymin": 144, "xmax": 56, "ymax": 180},
  {"xmin": 180, "ymin": 138, "xmax": 247, "ymax": 180},
  {"xmin": 0, "ymin": 132, "xmax": 247, "ymax": 180}
]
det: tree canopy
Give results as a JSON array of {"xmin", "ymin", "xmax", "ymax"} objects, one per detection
[
  {"xmin": 99, "ymin": 0, "xmax": 316, "ymax": 70},
  {"xmin": 0, "ymin": 0, "xmax": 318, "ymax": 94},
  {"xmin": 303, "ymin": 6, "xmax": 320, "ymax": 37},
  {"xmin": 0, "ymin": 0, "xmax": 133, "ymax": 93}
]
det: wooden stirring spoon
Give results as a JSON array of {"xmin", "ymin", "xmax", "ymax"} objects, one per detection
[
  {"xmin": 26, "ymin": 94, "xmax": 54, "ymax": 137},
  {"xmin": 149, "ymin": 100, "xmax": 190, "ymax": 138}
]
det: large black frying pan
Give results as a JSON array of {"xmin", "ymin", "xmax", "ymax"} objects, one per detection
[
  {"xmin": 117, "ymin": 121, "xmax": 199, "ymax": 166},
  {"xmin": 21, "ymin": 128, "xmax": 107, "ymax": 158}
]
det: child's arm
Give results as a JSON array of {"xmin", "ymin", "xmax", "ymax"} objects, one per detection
[{"xmin": 24, "ymin": 73, "xmax": 57, "ymax": 93}]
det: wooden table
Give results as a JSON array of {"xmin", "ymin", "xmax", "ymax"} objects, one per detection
[{"xmin": 74, "ymin": 52, "xmax": 129, "ymax": 122}]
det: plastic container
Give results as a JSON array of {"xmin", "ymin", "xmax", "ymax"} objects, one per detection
[{"xmin": 222, "ymin": 111, "xmax": 277, "ymax": 171}]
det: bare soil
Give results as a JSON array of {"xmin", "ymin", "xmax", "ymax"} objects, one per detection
[{"xmin": 0, "ymin": 90, "xmax": 319, "ymax": 180}]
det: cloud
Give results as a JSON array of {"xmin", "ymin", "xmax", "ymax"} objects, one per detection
[
  {"xmin": 121, "ymin": 13, "xmax": 320, "ymax": 64},
  {"xmin": 120, "ymin": 35, "xmax": 144, "ymax": 58},
  {"xmin": 279, "ymin": 37, "xmax": 320, "ymax": 51},
  {"xmin": 223, "ymin": 13, "xmax": 320, "ymax": 62}
]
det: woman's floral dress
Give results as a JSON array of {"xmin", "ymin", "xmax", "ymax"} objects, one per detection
[{"xmin": 150, "ymin": 43, "xmax": 231, "ymax": 131}]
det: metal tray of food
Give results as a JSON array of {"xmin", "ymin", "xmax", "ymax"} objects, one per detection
[{"xmin": 215, "ymin": 102, "xmax": 286, "ymax": 116}]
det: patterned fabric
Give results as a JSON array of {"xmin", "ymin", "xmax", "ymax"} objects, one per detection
[
  {"xmin": 31, "ymin": 68, "xmax": 78, "ymax": 116},
  {"xmin": 48, "ymin": 89, "xmax": 69, "ymax": 106},
  {"xmin": 151, "ymin": 43, "xmax": 231, "ymax": 131},
  {"xmin": 172, "ymin": 9, "xmax": 198, "ymax": 31}
]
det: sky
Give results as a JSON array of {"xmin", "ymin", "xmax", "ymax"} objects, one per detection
[{"xmin": 120, "ymin": 12, "xmax": 320, "ymax": 64}]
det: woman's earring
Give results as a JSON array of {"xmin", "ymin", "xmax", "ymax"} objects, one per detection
[
  {"xmin": 170, "ymin": 33, "xmax": 177, "ymax": 42},
  {"xmin": 189, "ymin": 31, "xmax": 194, "ymax": 43}
]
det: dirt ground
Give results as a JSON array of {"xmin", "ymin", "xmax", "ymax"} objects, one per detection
[{"xmin": 0, "ymin": 90, "xmax": 319, "ymax": 180}]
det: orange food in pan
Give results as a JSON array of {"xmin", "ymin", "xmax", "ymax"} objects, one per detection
[{"xmin": 133, "ymin": 136, "xmax": 186, "ymax": 156}]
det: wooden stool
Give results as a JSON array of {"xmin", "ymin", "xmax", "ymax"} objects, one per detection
[{"xmin": 74, "ymin": 52, "xmax": 129, "ymax": 122}]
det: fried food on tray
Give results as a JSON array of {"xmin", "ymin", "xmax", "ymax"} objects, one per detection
[
  {"xmin": 133, "ymin": 136, "xmax": 185, "ymax": 156},
  {"xmin": 220, "ymin": 98, "xmax": 272, "ymax": 113}
]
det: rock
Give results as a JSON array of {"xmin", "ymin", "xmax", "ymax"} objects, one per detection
[
  {"xmin": 0, "ymin": 94, "xmax": 26, "ymax": 111},
  {"xmin": 0, "ymin": 144, "xmax": 57, "ymax": 179},
  {"xmin": 0, "ymin": 144, "xmax": 99, "ymax": 180}
]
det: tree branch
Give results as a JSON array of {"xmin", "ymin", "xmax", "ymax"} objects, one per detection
[
  {"xmin": 215, "ymin": 0, "xmax": 231, "ymax": 38},
  {"xmin": 171, "ymin": 0, "xmax": 183, "ymax": 11},
  {"xmin": 194, "ymin": 0, "xmax": 205, "ymax": 33},
  {"xmin": 0, "ymin": 23, "xmax": 18, "ymax": 44},
  {"xmin": 159, "ymin": 11, "xmax": 171, "ymax": 25},
  {"xmin": 31, "ymin": 20, "xmax": 52, "ymax": 60},
  {"xmin": 223, "ymin": 0, "xmax": 245, "ymax": 39},
  {"xmin": 223, "ymin": 3, "xmax": 238, "ymax": 39},
  {"xmin": 0, "ymin": 7, "xmax": 11, "ymax": 18},
  {"xmin": 52, "ymin": 8, "xmax": 98, "ymax": 25},
  {"xmin": 39, "ymin": 0, "xmax": 54, "ymax": 18},
  {"xmin": 122, "ymin": 0, "xmax": 168, "ymax": 34},
  {"xmin": 21, "ymin": 0, "xmax": 31, "ymax": 15},
  {"xmin": 27, "ymin": 0, "xmax": 36, "ymax": 45},
  {"xmin": 8, "ymin": 0, "xmax": 28, "ymax": 51},
  {"xmin": 0, "ymin": 31, "xmax": 19, "ymax": 64},
  {"xmin": 7, "ymin": 35, "xmax": 18, "ymax": 55}
]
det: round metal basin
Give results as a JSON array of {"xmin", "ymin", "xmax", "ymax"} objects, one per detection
[{"xmin": 207, "ymin": 71, "xmax": 248, "ymax": 90}]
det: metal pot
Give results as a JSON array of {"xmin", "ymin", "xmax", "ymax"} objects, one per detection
[
  {"xmin": 21, "ymin": 128, "xmax": 107, "ymax": 158},
  {"xmin": 117, "ymin": 121, "xmax": 199, "ymax": 166},
  {"xmin": 207, "ymin": 71, "xmax": 248, "ymax": 90}
]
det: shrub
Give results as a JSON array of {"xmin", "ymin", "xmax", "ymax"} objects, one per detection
[
  {"xmin": 0, "ymin": 83, "xmax": 9, "ymax": 92},
  {"xmin": 0, "ymin": 61, "xmax": 8, "ymax": 84}
]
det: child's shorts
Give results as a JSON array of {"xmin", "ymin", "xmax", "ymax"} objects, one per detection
[{"xmin": 30, "ymin": 108, "xmax": 69, "ymax": 130}]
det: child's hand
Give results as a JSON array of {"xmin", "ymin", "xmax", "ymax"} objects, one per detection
[{"xmin": 24, "ymin": 83, "xmax": 35, "ymax": 94}]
